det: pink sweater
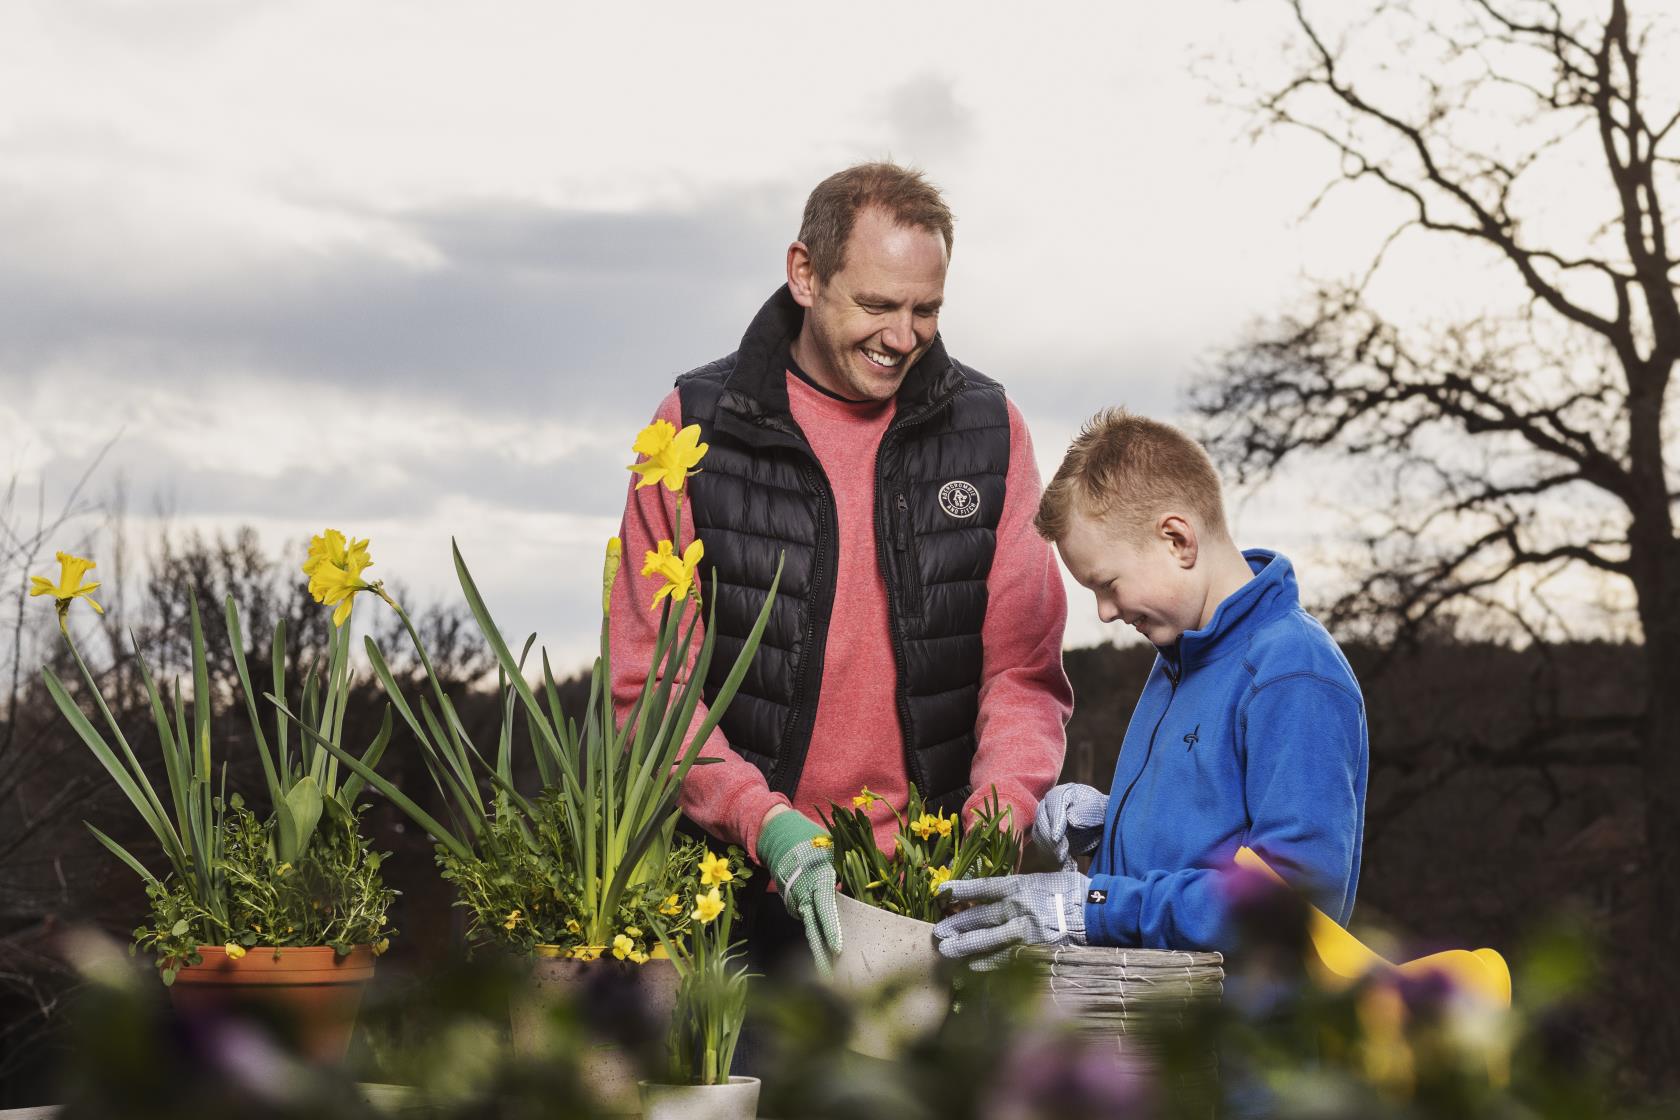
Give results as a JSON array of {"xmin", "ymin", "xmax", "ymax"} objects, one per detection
[{"xmin": 611, "ymin": 372, "xmax": 1073, "ymax": 859}]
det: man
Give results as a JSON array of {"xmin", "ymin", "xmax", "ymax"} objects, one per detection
[{"xmin": 611, "ymin": 162, "xmax": 1073, "ymax": 972}]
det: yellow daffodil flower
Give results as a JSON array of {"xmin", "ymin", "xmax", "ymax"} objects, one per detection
[
  {"xmin": 302, "ymin": 529, "xmax": 374, "ymax": 627},
  {"xmin": 852, "ymin": 787, "xmax": 881, "ymax": 810},
  {"xmin": 503, "ymin": 909, "xmax": 522, "ymax": 931},
  {"xmin": 910, "ymin": 813, "xmax": 942, "ymax": 841},
  {"xmin": 612, "ymin": 933, "xmax": 635, "ymax": 960},
  {"xmin": 692, "ymin": 887, "xmax": 725, "ymax": 924},
  {"xmin": 224, "ymin": 943, "xmax": 247, "ymax": 960},
  {"xmin": 811, "ymin": 836, "xmax": 832, "ymax": 849},
  {"xmin": 643, "ymin": 538, "xmax": 704, "ymax": 609},
  {"xmin": 935, "ymin": 812, "xmax": 954, "ymax": 839},
  {"xmin": 659, "ymin": 894, "xmax": 683, "ymax": 916},
  {"xmin": 928, "ymin": 865, "xmax": 954, "ymax": 895},
  {"xmin": 698, "ymin": 850, "xmax": 734, "ymax": 887},
  {"xmin": 628, "ymin": 420, "xmax": 709, "ymax": 492},
  {"xmin": 602, "ymin": 537, "xmax": 622, "ymax": 615},
  {"xmin": 29, "ymin": 551, "xmax": 104, "ymax": 627}
]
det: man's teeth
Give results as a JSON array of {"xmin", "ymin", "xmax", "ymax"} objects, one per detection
[{"xmin": 862, "ymin": 348, "xmax": 902, "ymax": 367}]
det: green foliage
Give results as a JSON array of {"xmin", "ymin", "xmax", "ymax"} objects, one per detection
[
  {"xmin": 654, "ymin": 847, "xmax": 754, "ymax": 1086},
  {"xmin": 824, "ymin": 784, "xmax": 1022, "ymax": 922},
  {"xmin": 134, "ymin": 800, "xmax": 396, "ymax": 982},
  {"xmin": 439, "ymin": 790, "xmax": 706, "ymax": 958}
]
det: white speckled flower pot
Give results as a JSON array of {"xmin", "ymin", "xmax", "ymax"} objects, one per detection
[
  {"xmin": 637, "ymin": 1075, "xmax": 761, "ymax": 1120},
  {"xmin": 829, "ymin": 891, "xmax": 949, "ymax": 1059}
]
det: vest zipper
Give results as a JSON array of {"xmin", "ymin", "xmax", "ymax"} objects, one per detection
[{"xmin": 893, "ymin": 491, "xmax": 925, "ymax": 618}]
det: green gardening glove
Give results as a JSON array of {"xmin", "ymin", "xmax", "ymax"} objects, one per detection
[{"xmin": 757, "ymin": 810, "xmax": 842, "ymax": 977}]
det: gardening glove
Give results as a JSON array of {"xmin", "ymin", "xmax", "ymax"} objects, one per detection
[
  {"xmin": 1032, "ymin": 782, "xmax": 1109, "ymax": 870},
  {"xmin": 933, "ymin": 870, "xmax": 1089, "ymax": 970},
  {"xmin": 757, "ymin": 810, "xmax": 842, "ymax": 978}
]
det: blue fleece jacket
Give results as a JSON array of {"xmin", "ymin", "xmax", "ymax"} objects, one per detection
[{"xmin": 1084, "ymin": 549, "xmax": 1368, "ymax": 953}]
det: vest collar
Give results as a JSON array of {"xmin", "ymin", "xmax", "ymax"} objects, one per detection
[{"xmin": 716, "ymin": 286, "xmax": 961, "ymax": 450}]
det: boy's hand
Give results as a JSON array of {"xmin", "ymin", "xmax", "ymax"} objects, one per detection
[
  {"xmin": 1032, "ymin": 783, "xmax": 1109, "ymax": 870},
  {"xmin": 756, "ymin": 808, "xmax": 842, "ymax": 977},
  {"xmin": 933, "ymin": 870, "xmax": 1090, "ymax": 969}
]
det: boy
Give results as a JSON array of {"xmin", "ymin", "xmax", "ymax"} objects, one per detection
[{"xmin": 934, "ymin": 408, "xmax": 1367, "ymax": 963}]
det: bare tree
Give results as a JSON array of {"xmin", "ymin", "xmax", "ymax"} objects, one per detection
[{"xmin": 1197, "ymin": 0, "xmax": 1679, "ymax": 1080}]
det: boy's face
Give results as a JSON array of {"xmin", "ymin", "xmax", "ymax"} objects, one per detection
[{"xmin": 1056, "ymin": 506, "xmax": 1206, "ymax": 647}]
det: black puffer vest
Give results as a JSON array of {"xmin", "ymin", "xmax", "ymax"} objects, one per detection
[{"xmin": 677, "ymin": 287, "xmax": 1012, "ymax": 816}]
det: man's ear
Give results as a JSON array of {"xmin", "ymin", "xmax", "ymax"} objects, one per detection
[
  {"xmin": 1161, "ymin": 514, "xmax": 1199, "ymax": 569},
  {"xmin": 787, "ymin": 242, "xmax": 818, "ymax": 308}
]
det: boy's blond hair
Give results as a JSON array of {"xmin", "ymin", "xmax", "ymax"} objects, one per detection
[{"xmin": 1035, "ymin": 408, "xmax": 1230, "ymax": 544}]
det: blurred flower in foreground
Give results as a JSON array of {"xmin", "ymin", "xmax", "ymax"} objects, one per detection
[{"xmin": 29, "ymin": 551, "xmax": 104, "ymax": 628}]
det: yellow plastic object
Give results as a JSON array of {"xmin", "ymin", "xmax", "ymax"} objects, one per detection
[{"xmin": 1232, "ymin": 847, "xmax": 1511, "ymax": 1008}]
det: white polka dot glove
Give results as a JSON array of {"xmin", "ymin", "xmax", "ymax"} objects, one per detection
[
  {"xmin": 1032, "ymin": 782, "xmax": 1110, "ymax": 871},
  {"xmin": 933, "ymin": 870, "xmax": 1090, "ymax": 970}
]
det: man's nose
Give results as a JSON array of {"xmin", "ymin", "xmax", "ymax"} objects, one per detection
[{"xmin": 881, "ymin": 311, "xmax": 917, "ymax": 354}]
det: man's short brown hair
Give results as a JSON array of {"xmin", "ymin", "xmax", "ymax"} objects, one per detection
[
  {"xmin": 798, "ymin": 162, "xmax": 955, "ymax": 283},
  {"xmin": 1035, "ymin": 408, "xmax": 1230, "ymax": 544}
]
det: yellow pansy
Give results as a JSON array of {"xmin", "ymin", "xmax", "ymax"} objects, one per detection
[
  {"xmin": 643, "ymin": 538, "xmax": 704, "ymax": 609},
  {"xmin": 811, "ymin": 836, "xmax": 832, "ymax": 849},
  {"xmin": 852, "ymin": 788, "xmax": 881, "ymax": 810},
  {"xmin": 612, "ymin": 933, "xmax": 635, "ymax": 960},
  {"xmin": 628, "ymin": 421, "xmax": 709, "ymax": 492},
  {"xmin": 698, "ymin": 850, "xmax": 734, "ymax": 887},
  {"xmin": 503, "ymin": 909, "xmax": 522, "ymax": 931},
  {"xmin": 659, "ymin": 894, "xmax": 683, "ymax": 916},
  {"xmin": 224, "ymin": 943, "xmax": 247, "ymax": 960},
  {"xmin": 566, "ymin": 919, "xmax": 582, "ymax": 934},
  {"xmin": 372, "ymin": 937, "xmax": 390, "ymax": 956},
  {"xmin": 928, "ymin": 865, "xmax": 953, "ymax": 895},
  {"xmin": 29, "ymin": 551, "xmax": 104, "ymax": 625},
  {"xmin": 302, "ymin": 529, "xmax": 374, "ymax": 628},
  {"xmin": 625, "ymin": 926, "xmax": 642, "ymax": 938},
  {"xmin": 910, "ymin": 813, "xmax": 942, "ymax": 841},
  {"xmin": 629, "ymin": 949, "xmax": 650, "ymax": 964},
  {"xmin": 692, "ymin": 887, "xmax": 725, "ymax": 924}
]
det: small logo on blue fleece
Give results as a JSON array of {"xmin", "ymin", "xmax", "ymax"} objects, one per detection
[
  {"xmin": 1183, "ymin": 724, "xmax": 1200, "ymax": 751},
  {"xmin": 1088, "ymin": 889, "xmax": 1108, "ymax": 905}
]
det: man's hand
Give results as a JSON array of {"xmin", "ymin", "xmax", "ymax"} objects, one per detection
[
  {"xmin": 1032, "ymin": 782, "xmax": 1109, "ymax": 870},
  {"xmin": 933, "ymin": 870, "xmax": 1090, "ymax": 970},
  {"xmin": 756, "ymin": 808, "xmax": 842, "ymax": 977}
]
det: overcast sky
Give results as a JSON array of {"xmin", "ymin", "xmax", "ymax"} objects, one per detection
[{"xmin": 3, "ymin": 0, "xmax": 1642, "ymax": 666}]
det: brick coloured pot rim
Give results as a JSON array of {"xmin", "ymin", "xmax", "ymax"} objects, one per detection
[{"xmin": 170, "ymin": 944, "xmax": 376, "ymax": 986}]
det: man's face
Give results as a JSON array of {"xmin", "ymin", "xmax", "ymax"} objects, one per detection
[
  {"xmin": 1056, "ymin": 508, "xmax": 1204, "ymax": 647},
  {"xmin": 789, "ymin": 206, "xmax": 949, "ymax": 402}
]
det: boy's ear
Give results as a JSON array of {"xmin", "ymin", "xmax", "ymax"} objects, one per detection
[{"xmin": 1161, "ymin": 514, "xmax": 1199, "ymax": 569}]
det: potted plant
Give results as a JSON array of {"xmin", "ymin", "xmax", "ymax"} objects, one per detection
[
  {"xmin": 821, "ymin": 784, "xmax": 1021, "ymax": 1057},
  {"xmin": 34, "ymin": 540, "xmax": 398, "ymax": 1062},
  {"xmin": 310, "ymin": 421, "xmax": 780, "ymax": 1104},
  {"xmin": 638, "ymin": 847, "xmax": 759, "ymax": 1120}
]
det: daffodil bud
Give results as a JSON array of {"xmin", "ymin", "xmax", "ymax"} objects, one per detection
[{"xmin": 602, "ymin": 536, "xmax": 623, "ymax": 615}]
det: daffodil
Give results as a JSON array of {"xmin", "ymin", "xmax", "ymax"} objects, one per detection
[
  {"xmin": 612, "ymin": 933, "xmax": 635, "ymax": 960},
  {"xmin": 628, "ymin": 420, "xmax": 709, "ymax": 491},
  {"xmin": 698, "ymin": 850, "xmax": 734, "ymax": 887},
  {"xmin": 659, "ymin": 894, "xmax": 683, "ymax": 916},
  {"xmin": 224, "ymin": 942, "xmax": 247, "ymax": 960},
  {"xmin": 935, "ymin": 812, "xmax": 954, "ymax": 839},
  {"xmin": 29, "ymin": 551, "xmax": 104, "ymax": 627},
  {"xmin": 692, "ymin": 887, "xmax": 725, "ymax": 924},
  {"xmin": 602, "ymin": 536, "xmax": 622, "ymax": 615},
  {"xmin": 911, "ymin": 813, "xmax": 942, "ymax": 841},
  {"xmin": 852, "ymin": 788, "xmax": 881, "ymax": 810},
  {"xmin": 928, "ymin": 865, "xmax": 953, "ymax": 895},
  {"xmin": 642, "ymin": 538, "xmax": 704, "ymax": 609},
  {"xmin": 302, "ymin": 529, "xmax": 374, "ymax": 627}
]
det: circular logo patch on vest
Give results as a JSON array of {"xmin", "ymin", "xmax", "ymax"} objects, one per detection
[{"xmin": 938, "ymin": 480, "xmax": 982, "ymax": 519}]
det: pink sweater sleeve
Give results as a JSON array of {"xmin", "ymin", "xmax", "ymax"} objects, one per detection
[
  {"xmin": 964, "ymin": 400, "xmax": 1074, "ymax": 835},
  {"xmin": 609, "ymin": 391, "xmax": 792, "ymax": 859}
]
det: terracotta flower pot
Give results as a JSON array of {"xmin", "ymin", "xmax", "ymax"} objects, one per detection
[
  {"xmin": 509, "ymin": 948, "xmax": 680, "ymax": 1113},
  {"xmin": 830, "ymin": 892, "xmax": 949, "ymax": 1059},
  {"xmin": 166, "ymin": 944, "xmax": 376, "ymax": 1063},
  {"xmin": 638, "ymin": 1075, "xmax": 761, "ymax": 1120}
]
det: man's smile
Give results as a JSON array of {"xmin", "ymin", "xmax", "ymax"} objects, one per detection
[{"xmin": 860, "ymin": 345, "xmax": 904, "ymax": 370}]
